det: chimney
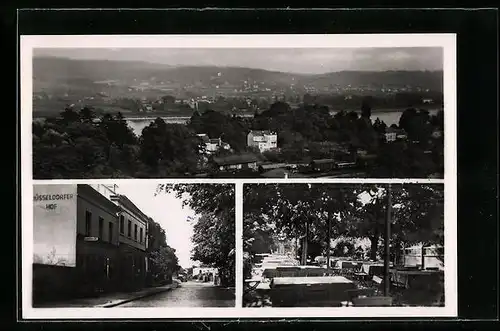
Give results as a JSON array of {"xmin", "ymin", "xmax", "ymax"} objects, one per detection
[{"xmin": 284, "ymin": 172, "xmax": 289, "ymax": 179}]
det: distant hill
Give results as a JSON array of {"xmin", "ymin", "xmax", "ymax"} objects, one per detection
[
  {"xmin": 33, "ymin": 56, "xmax": 443, "ymax": 94},
  {"xmin": 298, "ymin": 70, "xmax": 443, "ymax": 92},
  {"xmin": 33, "ymin": 57, "xmax": 175, "ymax": 84},
  {"xmin": 151, "ymin": 65, "xmax": 304, "ymax": 86}
]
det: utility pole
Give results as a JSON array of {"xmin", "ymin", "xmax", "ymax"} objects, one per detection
[{"xmin": 384, "ymin": 184, "xmax": 392, "ymax": 296}]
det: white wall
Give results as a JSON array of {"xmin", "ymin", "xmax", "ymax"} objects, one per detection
[
  {"xmin": 193, "ymin": 267, "xmax": 218, "ymax": 275},
  {"xmin": 247, "ymin": 132, "xmax": 278, "ymax": 152},
  {"xmin": 33, "ymin": 184, "xmax": 78, "ymax": 267},
  {"xmin": 88, "ymin": 184, "xmax": 117, "ymax": 201},
  {"xmin": 404, "ymin": 245, "xmax": 444, "ymax": 270}
]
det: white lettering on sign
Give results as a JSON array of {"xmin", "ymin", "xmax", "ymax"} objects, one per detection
[{"xmin": 33, "ymin": 193, "xmax": 74, "ymax": 202}]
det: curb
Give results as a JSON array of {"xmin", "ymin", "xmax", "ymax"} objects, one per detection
[{"xmin": 100, "ymin": 285, "xmax": 176, "ymax": 308}]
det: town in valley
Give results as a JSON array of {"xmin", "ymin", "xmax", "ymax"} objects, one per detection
[{"xmin": 32, "ymin": 48, "xmax": 445, "ymax": 179}]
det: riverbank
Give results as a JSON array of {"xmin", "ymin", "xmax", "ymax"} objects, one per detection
[
  {"xmin": 330, "ymin": 106, "xmax": 441, "ymax": 114},
  {"xmin": 33, "ymin": 106, "xmax": 442, "ymax": 139},
  {"xmin": 123, "ymin": 108, "xmax": 438, "ymax": 137},
  {"xmin": 33, "ymin": 104, "xmax": 442, "ymax": 119},
  {"xmin": 32, "ymin": 109, "xmax": 254, "ymax": 120}
]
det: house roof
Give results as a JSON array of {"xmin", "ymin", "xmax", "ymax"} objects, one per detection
[
  {"xmin": 358, "ymin": 154, "xmax": 377, "ymax": 160},
  {"xmin": 259, "ymin": 162, "xmax": 287, "ymax": 169},
  {"xmin": 197, "ymin": 135, "xmax": 210, "ymax": 143},
  {"xmin": 311, "ymin": 159, "xmax": 336, "ymax": 164},
  {"xmin": 386, "ymin": 127, "xmax": 402, "ymax": 133},
  {"xmin": 111, "ymin": 194, "xmax": 150, "ymax": 223},
  {"xmin": 78, "ymin": 185, "xmax": 121, "ymax": 215},
  {"xmin": 213, "ymin": 153, "xmax": 259, "ymax": 165},
  {"xmin": 386, "ymin": 128, "xmax": 408, "ymax": 137},
  {"xmin": 249, "ymin": 130, "xmax": 275, "ymax": 136},
  {"xmin": 261, "ymin": 169, "xmax": 306, "ymax": 178}
]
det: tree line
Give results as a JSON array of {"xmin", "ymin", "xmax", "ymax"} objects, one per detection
[
  {"xmin": 33, "ymin": 97, "xmax": 444, "ymax": 179},
  {"xmin": 147, "ymin": 219, "xmax": 181, "ymax": 286},
  {"xmin": 32, "ymin": 107, "xmax": 202, "ymax": 179}
]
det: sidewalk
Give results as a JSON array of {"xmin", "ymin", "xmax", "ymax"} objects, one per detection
[{"xmin": 34, "ymin": 283, "xmax": 178, "ymax": 308}]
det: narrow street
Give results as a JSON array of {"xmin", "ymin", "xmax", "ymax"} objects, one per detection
[{"xmin": 117, "ymin": 281, "xmax": 235, "ymax": 307}]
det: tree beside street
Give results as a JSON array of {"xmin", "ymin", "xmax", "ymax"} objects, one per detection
[
  {"xmin": 146, "ymin": 218, "xmax": 181, "ymax": 286},
  {"xmin": 149, "ymin": 245, "xmax": 180, "ymax": 285},
  {"xmin": 156, "ymin": 184, "xmax": 236, "ymax": 287}
]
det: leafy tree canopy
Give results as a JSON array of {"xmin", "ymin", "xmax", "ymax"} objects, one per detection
[
  {"xmin": 244, "ymin": 184, "xmax": 444, "ymax": 263},
  {"xmin": 155, "ymin": 184, "xmax": 235, "ymax": 287}
]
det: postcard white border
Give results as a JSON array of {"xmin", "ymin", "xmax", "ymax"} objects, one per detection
[{"xmin": 20, "ymin": 33, "xmax": 456, "ymax": 319}]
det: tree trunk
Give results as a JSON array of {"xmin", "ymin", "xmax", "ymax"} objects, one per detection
[
  {"xmin": 301, "ymin": 221, "xmax": 309, "ymax": 265},
  {"xmin": 305, "ymin": 220, "xmax": 310, "ymax": 263},
  {"xmin": 294, "ymin": 230, "xmax": 298, "ymax": 260},
  {"xmin": 326, "ymin": 215, "xmax": 331, "ymax": 270},
  {"xmin": 301, "ymin": 237, "xmax": 306, "ymax": 265},
  {"xmin": 421, "ymin": 242, "xmax": 428, "ymax": 270},
  {"xmin": 369, "ymin": 234, "xmax": 379, "ymax": 261},
  {"xmin": 393, "ymin": 240, "xmax": 402, "ymax": 266}
]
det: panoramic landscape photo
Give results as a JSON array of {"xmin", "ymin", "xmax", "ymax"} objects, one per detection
[{"xmin": 32, "ymin": 47, "xmax": 444, "ymax": 179}]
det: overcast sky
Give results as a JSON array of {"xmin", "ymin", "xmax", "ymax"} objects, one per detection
[
  {"xmin": 34, "ymin": 47, "xmax": 443, "ymax": 74},
  {"xmin": 113, "ymin": 183, "xmax": 198, "ymax": 269}
]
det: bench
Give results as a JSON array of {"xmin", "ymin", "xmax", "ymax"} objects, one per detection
[{"xmin": 270, "ymin": 276, "xmax": 356, "ymax": 307}]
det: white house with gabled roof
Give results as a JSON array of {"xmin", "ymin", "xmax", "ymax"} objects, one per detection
[{"xmin": 247, "ymin": 130, "xmax": 278, "ymax": 153}]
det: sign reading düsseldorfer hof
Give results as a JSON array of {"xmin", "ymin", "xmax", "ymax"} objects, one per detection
[{"xmin": 33, "ymin": 185, "xmax": 78, "ymax": 267}]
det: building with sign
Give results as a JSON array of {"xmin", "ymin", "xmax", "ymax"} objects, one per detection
[
  {"xmin": 75, "ymin": 184, "xmax": 122, "ymax": 295},
  {"xmin": 33, "ymin": 184, "xmax": 162, "ymax": 305},
  {"xmin": 32, "ymin": 184, "xmax": 121, "ymax": 304},
  {"xmin": 110, "ymin": 194, "xmax": 149, "ymax": 291},
  {"xmin": 89, "ymin": 184, "xmax": 152, "ymax": 289}
]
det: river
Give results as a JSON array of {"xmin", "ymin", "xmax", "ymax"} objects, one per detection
[
  {"xmin": 126, "ymin": 116, "xmax": 190, "ymax": 137},
  {"xmin": 368, "ymin": 109, "xmax": 438, "ymax": 127},
  {"xmin": 125, "ymin": 110, "xmax": 440, "ymax": 137}
]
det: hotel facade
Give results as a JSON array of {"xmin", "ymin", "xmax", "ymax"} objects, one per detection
[{"xmin": 32, "ymin": 184, "xmax": 155, "ymax": 305}]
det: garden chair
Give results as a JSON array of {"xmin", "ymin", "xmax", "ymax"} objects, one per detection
[
  {"xmin": 353, "ymin": 265, "xmax": 369, "ymax": 281},
  {"xmin": 340, "ymin": 263, "xmax": 357, "ymax": 277},
  {"xmin": 243, "ymin": 279, "xmax": 261, "ymax": 294}
]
